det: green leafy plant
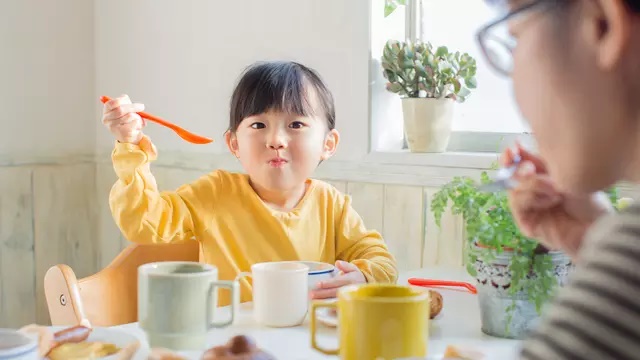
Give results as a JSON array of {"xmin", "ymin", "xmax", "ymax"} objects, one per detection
[
  {"xmin": 431, "ymin": 172, "xmax": 556, "ymax": 315},
  {"xmin": 381, "ymin": 39, "xmax": 478, "ymax": 102},
  {"xmin": 431, "ymin": 169, "xmax": 624, "ymax": 329},
  {"xmin": 384, "ymin": 0, "xmax": 406, "ymax": 17}
]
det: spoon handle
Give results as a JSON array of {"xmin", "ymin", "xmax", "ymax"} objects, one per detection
[{"xmin": 477, "ymin": 151, "xmax": 522, "ymax": 192}]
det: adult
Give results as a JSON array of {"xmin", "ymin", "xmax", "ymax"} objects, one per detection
[{"xmin": 476, "ymin": 0, "xmax": 640, "ymax": 359}]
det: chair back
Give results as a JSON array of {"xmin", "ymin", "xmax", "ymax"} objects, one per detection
[{"xmin": 45, "ymin": 241, "xmax": 201, "ymax": 326}]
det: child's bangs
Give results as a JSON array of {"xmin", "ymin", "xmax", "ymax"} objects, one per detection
[
  {"xmin": 230, "ymin": 61, "xmax": 335, "ymax": 132},
  {"xmin": 241, "ymin": 71, "xmax": 320, "ymax": 119}
]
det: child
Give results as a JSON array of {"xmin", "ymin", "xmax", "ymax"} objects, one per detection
[{"xmin": 102, "ymin": 61, "xmax": 397, "ymax": 306}]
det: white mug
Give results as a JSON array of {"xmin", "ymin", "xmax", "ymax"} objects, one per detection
[
  {"xmin": 236, "ymin": 261, "xmax": 309, "ymax": 327},
  {"xmin": 0, "ymin": 329, "xmax": 39, "ymax": 360}
]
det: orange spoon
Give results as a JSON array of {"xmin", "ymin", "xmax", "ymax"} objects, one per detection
[
  {"xmin": 408, "ymin": 278, "xmax": 478, "ymax": 294},
  {"xmin": 100, "ymin": 95, "xmax": 213, "ymax": 144}
]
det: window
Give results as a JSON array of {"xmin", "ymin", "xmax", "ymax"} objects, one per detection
[{"xmin": 369, "ymin": 0, "xmax": 532, "ymax": 153}]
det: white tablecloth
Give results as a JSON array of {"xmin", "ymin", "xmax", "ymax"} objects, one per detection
[{"xmin": 114, "ymin": 267, "xmax": 522, "ymax": 359}]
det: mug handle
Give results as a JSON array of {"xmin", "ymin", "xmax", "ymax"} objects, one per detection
[
  {"xmin": 234, "ymin": 270, "xmax": 252, "ymax": 309},
  {"xmin": 226, "ymin": 271, "xmax": 253, "ymax": 322},
  {"xmin": 310, "ymin": 300, "xmax": 340, "ymax": 355},
  {"xmin": 207, "ymin": 280, "xmax": 239, "ymax": 328}
]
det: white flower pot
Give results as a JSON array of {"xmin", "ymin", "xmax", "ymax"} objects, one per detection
[{"xmin": 401, "ymin": 98, "xmax": 454, "ymax": 153}]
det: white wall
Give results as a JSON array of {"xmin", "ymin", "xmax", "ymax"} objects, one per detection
[
  {"xmin": 0, "ymin": 0, "xmax": 95, "ymax": 157},
  {"xmin": 94, "ymin": 0, "xmax": 371, "ymax": 161}
]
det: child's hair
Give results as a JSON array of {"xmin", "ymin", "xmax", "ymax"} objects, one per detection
[{"xmin": 228, "ymin": 61, "xmax": 335, "ymax": 133}]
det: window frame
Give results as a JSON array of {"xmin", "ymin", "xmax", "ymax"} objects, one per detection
[{"xmin": 369, "ymin": 0, "xmax": 533, "ymax": 154}]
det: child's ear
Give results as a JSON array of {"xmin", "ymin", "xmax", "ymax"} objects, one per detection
[
  {"xmin": 225, "ymin": 130, "xmax": 240, "ymax": 158},
  {"xmin": 320, "ymin": 129, "xmax": 340, "ymax": 161}
]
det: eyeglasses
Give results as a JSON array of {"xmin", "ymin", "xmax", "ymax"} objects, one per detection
[{"xmin": 476, "ymin": 0, "xmax": 560, "ymax": 76}]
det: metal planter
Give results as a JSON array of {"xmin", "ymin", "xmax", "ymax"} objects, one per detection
[{"xmin": 472, "ymin": 247, "xmax": 573, "ymax": 339}]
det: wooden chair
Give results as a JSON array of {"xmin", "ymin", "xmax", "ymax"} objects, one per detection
[{"xmin": 44, "ymin": 241, "xmax": 202, "ymax": 327}]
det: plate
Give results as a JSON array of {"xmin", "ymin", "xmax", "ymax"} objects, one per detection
[
  {"xmin": 48, "ymin": 326, "xmax": 149, "ymax": 360},
  {"xmin": 314, "ymin": 298, "xmax": 338, "ymax": 328}
]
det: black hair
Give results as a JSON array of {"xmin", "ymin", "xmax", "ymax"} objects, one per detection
[{"xmin": 228, "ymin": 61, "xmax": 336, "ymax": 133}]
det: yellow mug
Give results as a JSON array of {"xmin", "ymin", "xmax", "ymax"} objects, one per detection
[{"xmin": 310, "ymin": 283, "xmax": 430, "ymax": 360}]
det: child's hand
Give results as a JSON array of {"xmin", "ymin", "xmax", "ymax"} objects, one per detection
[
  {"xmin": 310, "ymin": 260, "xmax": 366, "ymax": 299},
  {"xmin": 102, "ymin": 94, "xmax": 147, "ymax": 144}
]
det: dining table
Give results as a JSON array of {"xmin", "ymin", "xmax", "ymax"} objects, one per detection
[{"xmin": 113, "ymin": 266, "xmax": 523, "ymax": 359}]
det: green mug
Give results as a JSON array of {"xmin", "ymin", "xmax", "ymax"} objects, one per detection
[{"xmin": 138, "ymin": 261, "xmax": 239, "ymax": 350}]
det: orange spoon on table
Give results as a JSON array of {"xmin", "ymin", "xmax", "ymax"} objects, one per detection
[
  {"xmin": 408, "ymin": 278, "xmax": 478, "ymax": 294},
  {"xmin": 100, "ymin": 95, "xmax": 213, "ymax": 145}
]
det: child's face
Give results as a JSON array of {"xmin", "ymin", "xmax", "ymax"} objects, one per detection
[{"xmin": 225, "ymin": 110, "xmax": 339, "ymax": 192}]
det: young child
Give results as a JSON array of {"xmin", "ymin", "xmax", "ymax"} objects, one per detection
[{"xmin": 102, "ymin": 61, "xmax": 397, "ymax": 306}]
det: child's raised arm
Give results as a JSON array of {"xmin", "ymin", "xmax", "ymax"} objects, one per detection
[
  {"xmin": 109, "ymin": 138, "xmax": 216, "ymax": 245},
  {"xmin": 102, "ymin": 95, "xmax": 214, "ymax": 244}
]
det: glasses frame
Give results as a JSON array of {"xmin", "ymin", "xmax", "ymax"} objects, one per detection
[{"xmin": 476, "ymin": 0, "xmax": 558, "ymax": 76}]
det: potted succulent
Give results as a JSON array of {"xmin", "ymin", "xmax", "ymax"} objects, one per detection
[
  {"xmin": 381, "ymin": 39, "xmax": 477, "ymax": 152},
  {"xmin": 431, "ymin": 169, "xmax": 627, "ymax": 339}
]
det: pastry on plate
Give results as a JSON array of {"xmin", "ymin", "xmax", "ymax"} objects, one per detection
[
  {"xmin": 429, "ymin": 290, "xmax": 443, "ymax": 319},
  {"xmin": 19, "ymin": 324, "xmax": 125, "ymax": 360},
  {"xmin": 202, "ymin": 335, "xmax": 276, "ymax": 360}
]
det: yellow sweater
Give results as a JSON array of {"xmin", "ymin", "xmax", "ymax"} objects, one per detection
[{"xmin": 109, "ymin": 138, "xmax": 398, "ymax": 305}]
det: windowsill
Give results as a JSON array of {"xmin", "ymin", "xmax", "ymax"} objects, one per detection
[
  {"xmin": 314, "ymin": 149, "xmax": 501, "ymax": 187},
  {"xmin": 363, "ymin": 150, "xmax": 499, "ymax": 170}
]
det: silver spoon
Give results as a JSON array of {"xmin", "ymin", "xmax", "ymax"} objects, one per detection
[{"xmin": 477, "ymin": 153, "xmax": 521, "ymax": 192}]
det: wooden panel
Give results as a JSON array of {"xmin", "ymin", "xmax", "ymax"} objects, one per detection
[
  {"xmin": 95, "ymin": 164, "xmax": 126, "ymax": 268},
  {"xmin": 423, "ymin": 187, "xmax": 465, "ymax": 267},
  {"xmin": 34, "ymin": 164, "xmax": 98, "ymax": 324},
  {"xmin": 347, "ymin": 182, "xmax": 384, "ymax": 234},
  {"xmin": 0, "ymin": 167, "xmax": 36, "ymax": 328},
  {"xmin": 382, "ymin": 185, "xmax": 425, "ymax": 271},
  {"xmin": 422, "ymin": 188, "xmax": 440, "ymax": 267},
  {"xmin": 437, "ymin": 211, "xmax": 464, "ymax": 266}
]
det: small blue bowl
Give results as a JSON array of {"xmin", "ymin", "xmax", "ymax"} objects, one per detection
[{"xmin": 299, "ymin": 261, "xmax": 336, "ymax": 290}]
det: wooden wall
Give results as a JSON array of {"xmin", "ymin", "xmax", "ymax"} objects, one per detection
[{"xmin": 0, "ymin": 162, "xmax": 98, "ymax": 328}]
